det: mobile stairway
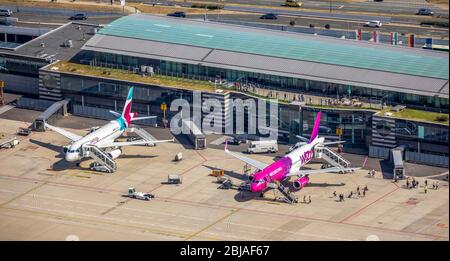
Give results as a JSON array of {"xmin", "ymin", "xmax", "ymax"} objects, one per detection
[
  {"xmin": 267, "ymin": 181, "xmax": 298, "ymax": 204},
  {"xmin": 82, "ymin": 145, "xmax": 117, "ymax": 173},
  {"xmin": 315, "ymin": 146, "xmax": 351, "ymax": 172},
  {"xmin": 132, "ymin": 127, "xmax": 157, "ymax": 146}
]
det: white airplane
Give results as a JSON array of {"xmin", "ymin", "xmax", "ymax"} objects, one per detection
[
  {"xmin": 45, "ymin": 87, "xmax": 174, "ymax": 163},
  {"xmin": 225, "ymin": 111, "xmax": 359, "ymax": 194}
]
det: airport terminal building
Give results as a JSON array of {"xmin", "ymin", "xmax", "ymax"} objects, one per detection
[
  {"xmin": 1, "ymin": 14, "xmax": 449, "ymax": 165},
  {"xmin": 75, "ymin": 14, "xmax": 449, "ymax": 111}
]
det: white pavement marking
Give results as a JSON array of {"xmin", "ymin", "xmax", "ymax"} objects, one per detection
[
  {"xmin": 210, "ymin": 136, "xmax": 230, "ymax": 145},
  {"xmin": 0, "ymin": 105, "xmax": 15, "ymax": 115}
]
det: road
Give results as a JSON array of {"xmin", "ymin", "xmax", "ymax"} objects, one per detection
[
  {"xmin": 189, "ymin": 13, "xmax": 449, "ymax": 38},
  {"xmin": 160, "ymin": 0, "xmax": 449, "ymax": 16},
  {"xmin": 5, "ymin": 8, "xmax": 447, "ymax": 39},
  {"xmin": 8, "ymin": 11, "xmax": 122, "ymax": 27}
]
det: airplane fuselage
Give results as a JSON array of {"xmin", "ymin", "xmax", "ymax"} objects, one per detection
[
  {"xmin": 65, "ymin": 120, "xmax": 124, "ymax": 162},
  {"xmin": 250, "ymin": 137, "xmax": 324, "ymax": 192}
]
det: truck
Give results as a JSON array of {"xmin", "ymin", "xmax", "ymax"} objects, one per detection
[
  {"xmin": 126, "ymin": 187, "xmax": 154, "ymax": 201},
  {"xmin": 247, "ymin": 140, "xmax": 278, "ymax": 154}
]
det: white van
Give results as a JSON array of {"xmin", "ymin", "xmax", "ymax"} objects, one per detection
[
  {"xmin": 0, "ymin": 9, "xmax": 12, "ymax": 17},
  {"xmin": 247, "ymin": 140, "xmax": 278, "ymax": 154}
]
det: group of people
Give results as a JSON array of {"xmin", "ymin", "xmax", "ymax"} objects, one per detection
[
  {"xmin": 333, "ymin": 185, "xmax": 368, "ymax": 202},
  {"xmin": 368, "ymin": 169, "xmax": 376, "ymax": 177},
  {"xmin": 406, "ymin": 177, "xmax": 419, "ymax": 189},
  {"xmin": 301, "ymin": 195, "xmax": 312, "ymax": 204},
  {"xmin": 406, "ymin": 178, "xmax": 440, "ymax": 193}
]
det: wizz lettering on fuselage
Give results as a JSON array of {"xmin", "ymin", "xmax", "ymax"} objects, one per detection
[{"xmin": 300, "ymin": 149, "xmax": 313, "ymax": 164}]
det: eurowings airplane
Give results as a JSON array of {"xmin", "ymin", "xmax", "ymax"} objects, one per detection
[
  {"xmin": 45, "ymin": 87, "xmax": 174, "ymax": 162},
  {"xmin": 225, "ymin": 111, "xmax": 358, "ymax": 194}
]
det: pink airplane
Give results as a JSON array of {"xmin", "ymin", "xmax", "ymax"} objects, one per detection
[{"xmin": 225, "ymin": 111, "xmax": 358, "ymax": 195}]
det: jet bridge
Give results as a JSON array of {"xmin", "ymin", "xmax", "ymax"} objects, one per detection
[
  {"xmin": 33, "ymin": 99, "xmax": 70, "ymax": 131},
  {"xmin": 391, "ymin": 147, "xmax": 405, "ymax": 179}
]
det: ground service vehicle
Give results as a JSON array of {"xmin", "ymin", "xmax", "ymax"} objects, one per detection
[
  {"xmin": 247, "ymin": 140, "xmax": 278, "ymax": 154},
  {"xmin": 127, "ymin": 187, "xmax": 154, "ymax": 201}
]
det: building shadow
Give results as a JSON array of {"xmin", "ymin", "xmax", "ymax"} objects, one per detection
[
  {"xmin": 380, "ymin": 159, "xmax": 394, "ymax": 179},
  {"xmin": 172, "ymin": 134, "xmax": 195, "ymax": 150}
]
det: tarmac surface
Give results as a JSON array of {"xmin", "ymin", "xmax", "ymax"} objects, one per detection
[{"xmin": 0, "ymin": 111, "xmax": 448, "ymax": 241}]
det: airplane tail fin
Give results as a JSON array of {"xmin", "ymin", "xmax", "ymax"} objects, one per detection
[
  {"xmin": 309, "ymin": 111, "xmax": 321, "ymax": 143},
  {"xmin": 120, "ymin": 87, "xmax": 136, "ymax": 127}
]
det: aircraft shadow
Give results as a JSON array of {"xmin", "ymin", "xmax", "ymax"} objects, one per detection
[
  {"xmin": 51, "ymin": 159, "xmax": 88, "ymax": 171},
  {"xmin": 118, "ymin": 154, "xmax": 157, "ymax": 159},
  {"xmin": 233, "ymin": 190, "xmax": 258, "ymax": 202},
  {"xmin": 29, "ymin": 139, "xmax": 64, "ymax": 158},
  {"xmin": 202, "ymin": 164, "xmax": 249, "ymax": 181},
  {"xmin": 306, "ymin": 182, "xmax": 346, "ymax": 188}
]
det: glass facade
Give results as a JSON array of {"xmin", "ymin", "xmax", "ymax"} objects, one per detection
[
  {"xmin": 78, "ymin": 51, "xmax": 449, "ymax": 111},
  {"xmin": 0, "ymin": 55, "xmax": 43, "ymax": 77},
  {"xmin": 300, "ymin": 108, "xmax": 373, "ymax": 147},
  {"xmin": 53, "ymin": 71, "xmax": 448, "ymax": 154}
]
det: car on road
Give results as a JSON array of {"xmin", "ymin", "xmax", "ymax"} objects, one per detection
[
  {"xmin": 69, "ymin": 13, "xmax": 88, "ymax": 20},
  {"xmin": 364, "ymin": 20, "xmax": 382, "ymax": 28},
  {"xmin": 285, "ymin": 0, "xmax": 303, "ymax": 7},
  {"xmin": 416, "ymin": 8, "xmax": 434, "ymax": 16},
  {"xmin": 167, "ymin": 11, "xmax": 186, "ymax": 18},
  {"xmin": 260, "ymin": 13, "xmax": 278, "ymax": 20},
  {"xmin": 0, "ymin": 9, "xmax": 12, "ymax": 17}
]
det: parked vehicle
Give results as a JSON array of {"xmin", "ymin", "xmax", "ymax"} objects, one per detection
[
  {"xmin": 167, "ymin": 11, "xmax": 186, "ymax": 18},
  {"xmin": 227, "ymin": 135, "xmax": 246, "ymax": 145},
  {"xmin": 0, "ymin": 9, "xmax": 12, "ymax": 17},
  {"xmin": 260, "ymin": 13, "xmax": 278, "ymax": 20},
  {"xmin": 364, "ymin": 20, "xmax": 382, "ymax": 28},
  {"xmin": 69, "ymin": 13, "xmax": 88, "ymax": 20},
  {"xmin": 416, "ymin": 8, "xmax": 434, "ymax": 16},
  {"xmin": 247, "ymin": 140, "xmax": 278, "ymax": 154}
]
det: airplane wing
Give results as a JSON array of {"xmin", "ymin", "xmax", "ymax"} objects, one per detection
[
  {"xmin": 132, "ymin": 116, "xmax": 156, "ymax": 121},
  {"xmin": 287, "ymin": 167, "xmax": 360, "ymax": 177},
  {"xmin": 45, "ymin": 123, "xmax": 82, "ymax": 142},
  {"xmin": 224, "ymin": 142, "xmax": 269, "ymax": 171},
  {"xmin": 96, "ymin": 138, "xmax": 174, "ymax": 149}
]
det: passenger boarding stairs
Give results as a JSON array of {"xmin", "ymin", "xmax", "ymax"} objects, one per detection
[
  {"xmin": 129, "ymin": 127, "xmax": 156, "ymax": 146},
  {"xmin": 315, "ymin": 146, "xmax": 351, "ymax": 172},
  {"xmin": 269, "ymin": 181, "xmax": 298, "ymax": 204},
  {"xmin": 82, "ymin": 145, "xmax": 117, "ymax": 173}
]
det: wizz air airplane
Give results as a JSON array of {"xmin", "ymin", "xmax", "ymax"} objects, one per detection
[
  {"xmin": 225, "ymin": 112, "xmax": 358, "ymax": 194},
  {"xmin": 45, "ymin": 87, "xmax": 173, "ymax": 163}
]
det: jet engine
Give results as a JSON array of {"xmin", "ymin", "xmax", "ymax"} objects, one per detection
[
  {"xmin": 293, "ymin": 175, "xmax": 310, "ymax": 190},
  {"xmin": 107, "ymin": 149, "xmax": 122, "ymax": 159}
]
